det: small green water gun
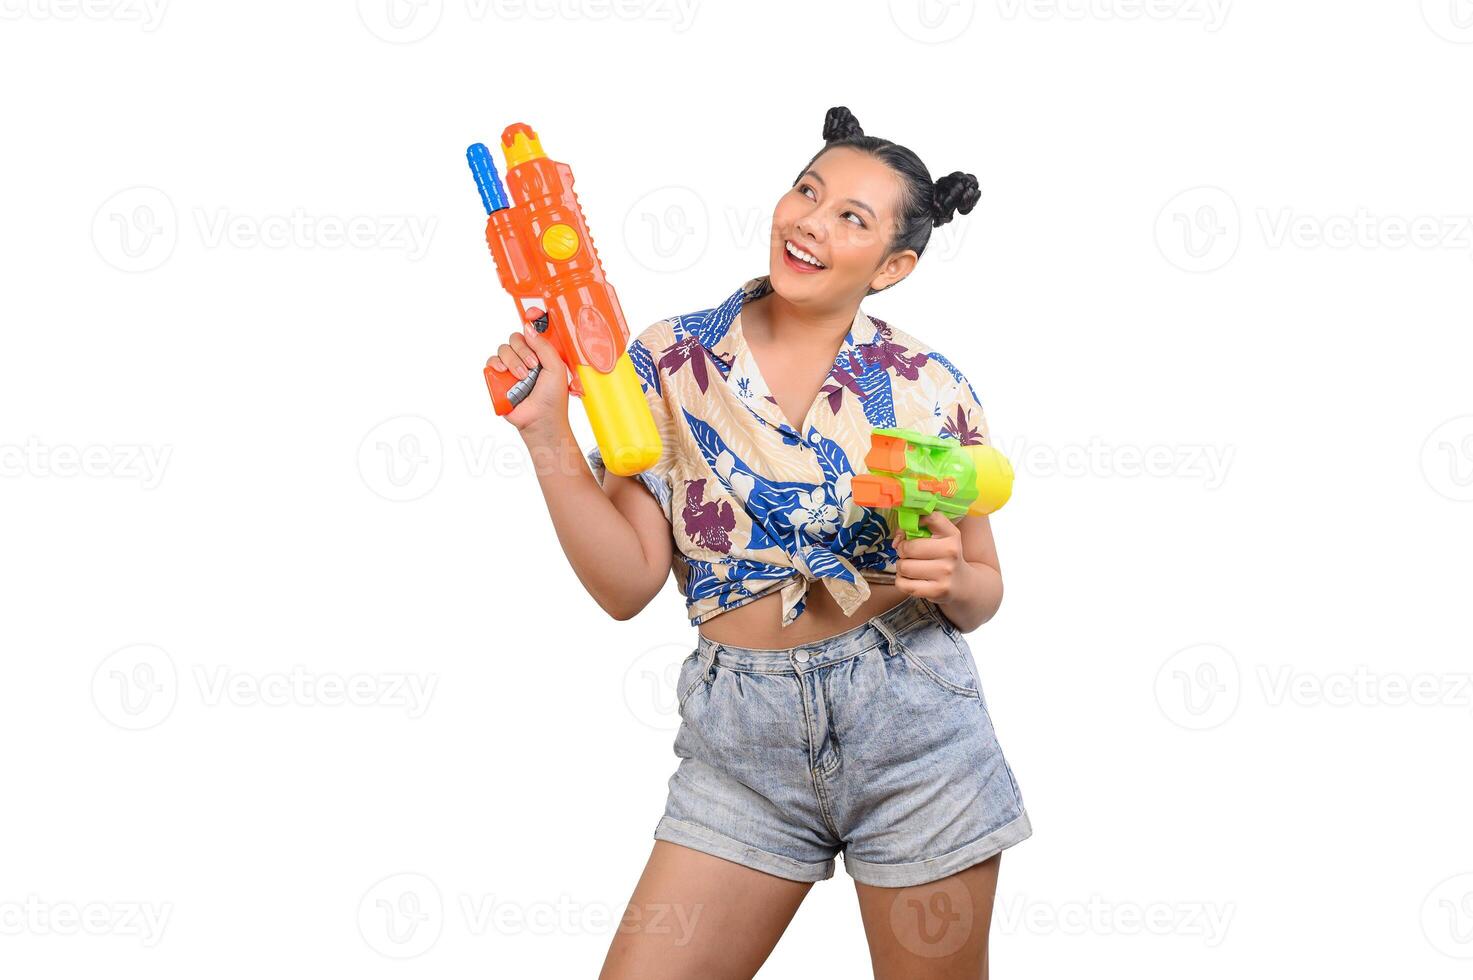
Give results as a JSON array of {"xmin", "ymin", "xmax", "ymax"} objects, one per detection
[{"xmin": 851, "ymin": 428, "xmax": 1014, "ymax": 538}]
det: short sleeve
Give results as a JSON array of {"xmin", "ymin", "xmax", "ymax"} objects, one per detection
[
  {"xmin": 932, "ymin": 355, "xmax": 991, "ymax": 447},
  {"xmin": 585, "ymin": 320, "xmax": 678, "ymax": 522}
]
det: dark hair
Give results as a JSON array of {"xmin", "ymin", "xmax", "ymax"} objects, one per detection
[{"xmin": 792, "ymin": 106, "xmax": 980, "ymax": 294}]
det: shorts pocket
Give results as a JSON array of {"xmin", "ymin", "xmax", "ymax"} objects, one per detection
[
  {"xmin": 894, "ymin": 619, "xmax": 981, "ymax": 700},
  {"xmin": 675, "ymin": 650, "xmax": 709, "ymax": 714}
]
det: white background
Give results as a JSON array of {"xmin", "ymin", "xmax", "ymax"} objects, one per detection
[{"xmin": 2, "ymin": 1, "xmax": 1471, "ymax": 976}]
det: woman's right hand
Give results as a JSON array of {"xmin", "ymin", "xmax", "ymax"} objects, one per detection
[{"xmin": 487, "ymin": 311, "xmax": 570, "ymax": 439}]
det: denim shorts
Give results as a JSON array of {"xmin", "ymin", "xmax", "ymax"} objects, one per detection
[{"xmin": 657, "ymin": 595, "xmax": 1031, "ymax": 888}]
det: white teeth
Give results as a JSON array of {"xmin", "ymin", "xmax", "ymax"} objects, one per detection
[{"xmin": 785, "ymin": 240, "xmax": 825, "ymax": 268}]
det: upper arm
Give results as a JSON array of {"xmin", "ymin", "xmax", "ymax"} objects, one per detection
[
  {"xmin": 601, "ymin": 471, "xmax": 675, "ymax": 604},
  {"xmin": 584, "ymin": 318, "xmax": 680, "ymax": 610},
  {"xmin": 929, "ymin": 350, "xmax": 1001, "ymax": 573}
]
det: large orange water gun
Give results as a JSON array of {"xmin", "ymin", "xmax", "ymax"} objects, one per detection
[{"xmin": 466, "ymin": 124, "xmax": 661, "ymax": 476}]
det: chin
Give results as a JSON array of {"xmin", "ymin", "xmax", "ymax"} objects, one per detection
[{"xmin": 768, "ymin": 252, "xmax": 828, "ymax": 304}]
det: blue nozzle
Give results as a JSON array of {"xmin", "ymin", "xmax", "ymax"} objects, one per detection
[{"xmin": 466, "ymin": 142, "xmax": 509, "ymax": 215}]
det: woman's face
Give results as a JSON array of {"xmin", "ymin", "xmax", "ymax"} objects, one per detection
[{"xmin": 768, "ymin": 146, "xmax": 919, "ymax": 309}]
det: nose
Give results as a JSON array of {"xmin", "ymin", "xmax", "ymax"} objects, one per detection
[{"xmin": 793, "ymin": 209, "xmax": 826, "ymax": 244}]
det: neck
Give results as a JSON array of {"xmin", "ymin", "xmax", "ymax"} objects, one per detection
[{"xmin": 755, "ymin": 289, "xmax": 858, "ymax": 352}]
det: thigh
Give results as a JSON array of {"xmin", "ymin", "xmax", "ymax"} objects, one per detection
[
  {"xmin": 600, "ymin": 839, "xmax": 815, "ymax": 980},
  {"xmin": 853, "ymin": 853, "xmax": 1001, "ymax": 980}
]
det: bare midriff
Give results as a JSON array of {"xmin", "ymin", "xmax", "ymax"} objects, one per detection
[{"xmin": 695, "ymin": 578, "xmax": 912, "ymax": 651}]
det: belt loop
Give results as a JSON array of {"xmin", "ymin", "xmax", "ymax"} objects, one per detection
[
  {"xmin": 702, "ymin": 641, "xmax": 721, "ymax": 678},
  {"xmin": 870, "ymin": 616, "xmax": 900, "ymax": 656}
]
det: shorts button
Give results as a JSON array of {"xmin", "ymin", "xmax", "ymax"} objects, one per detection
[{"xmin": 794, "ymin": 650, "xmax": 810, "ymax": 664}]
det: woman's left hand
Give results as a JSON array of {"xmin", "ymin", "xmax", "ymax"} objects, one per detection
[{"xmin": 892, "ymin": 512, "xmax": 972, "ymax": 602}]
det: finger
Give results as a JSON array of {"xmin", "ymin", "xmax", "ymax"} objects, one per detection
[
  {"xmin": 895, "ymin": 557, "xmax": 952, "ymax": 582},
  {"xmin": 506, "ymin": 332, "xmax": 540, "ymax": 371},
  {"xmin": 497, "ymin": 344, "xmax": 526, "ymax": 379},
  {"xmin": 486, "ymin": 354, "xmax": 504, "ymax": 372},
  {"xmin": 893, "ymin": 572, "xmax": 944, "ymax": 600},
  {"xmin": 921, "ymin": 511, "xmax": 960, "ymax": 537},
  {"xmin": 521, "ymin": 314, "xmax": 556, "ymax": 353},
  {"xmin": 900, "ymin": 535, "xmax": 961, "ymax": 560}
]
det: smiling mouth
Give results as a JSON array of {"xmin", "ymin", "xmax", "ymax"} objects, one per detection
[{"xmin": 782, "ymin": 239, "xmax": 827, "ymax": 272}]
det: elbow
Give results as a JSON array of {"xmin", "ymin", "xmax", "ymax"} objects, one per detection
[
  {"xmin": 598, "ymin": 597, "xmax": 641, "ymax": 622},
  {"xmin": 593, "ymin": 566, "xmax": 667, "ymax": 622},
  {"xmin": 599, "ymin": 588, "xmax": 655, "ymax": 622},
  {"xmin": 607, "ymin": 603, "xmax": 641, "ymax": 623}
]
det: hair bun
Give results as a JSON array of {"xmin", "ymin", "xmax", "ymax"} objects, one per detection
[
  {"xmin": 822, "ymin": 106, "xmax": 865, "ymax": 143},
  {"xmin": 931, "ymin": 171, "xmax": 980, "ymax": 226}
]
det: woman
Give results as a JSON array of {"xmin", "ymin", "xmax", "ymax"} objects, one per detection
[{"xmin": 488, "ymin": 106, "xmax": 1030, "ymax": 979}]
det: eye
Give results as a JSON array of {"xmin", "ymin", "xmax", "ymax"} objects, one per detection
[
  {"xmin": 844, "ymin": 211, "xmax": 866, "ymax": 228},
  {"xmin": 798, "ymin": 183, "xmax": 816, "ymax": 200}
]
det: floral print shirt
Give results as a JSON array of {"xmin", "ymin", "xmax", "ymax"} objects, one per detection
[{"xmin": 586, "ymin": 275, "xmax": 991, "ymax": 629}]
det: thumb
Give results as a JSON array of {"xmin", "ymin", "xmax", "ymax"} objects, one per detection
[{"xmin": 922, "ymin": 510, "xmax": 959, "ymax": 536}]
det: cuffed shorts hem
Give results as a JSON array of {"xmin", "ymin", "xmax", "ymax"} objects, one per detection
[
  {"xmin": 654, "ymin": 815, "xmax": 837, "ymax": 883},
  {"xmin": 841, "ymin": 811, "xmax": 1034, "ymax": 888}
]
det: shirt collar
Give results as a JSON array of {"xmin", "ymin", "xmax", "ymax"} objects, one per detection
[
  {"xmin": 707, "ymin": 274, "xmax": 880, "ymax": 372},
  {"xmin": 706, "ymin": 275, "xmax": 881, "ymax": 440}
]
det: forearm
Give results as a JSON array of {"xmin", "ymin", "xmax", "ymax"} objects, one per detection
[
  {"xmin": 934, "ymin": 560, "xmax": 1003, "ymax": 634},
  {"xmin": 519, "ymin": 420, "xmax": 663, "ymax": 619}
]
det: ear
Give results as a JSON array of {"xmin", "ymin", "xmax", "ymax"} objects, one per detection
[{"xmin": 869, "ymin": 249, "xmax": 918, "ymax": 292}]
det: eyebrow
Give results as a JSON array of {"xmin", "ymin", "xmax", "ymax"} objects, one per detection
[{"xmin": 801, "ymin": 170, "xmax": 877, "ymax": 220}]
